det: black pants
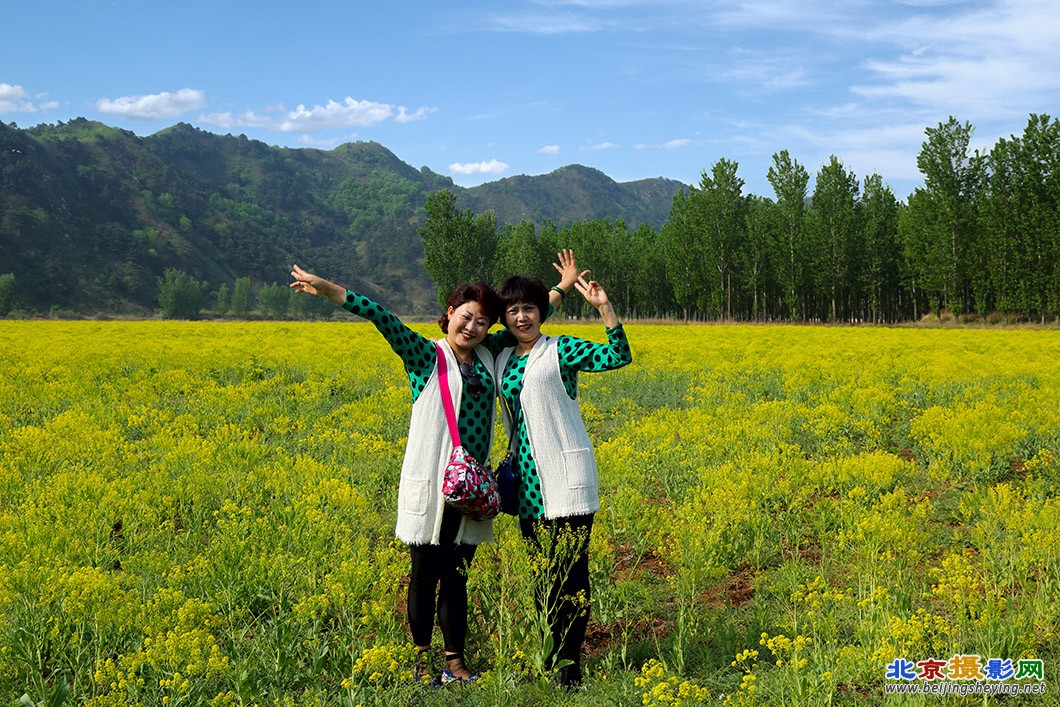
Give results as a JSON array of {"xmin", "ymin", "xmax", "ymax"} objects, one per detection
[
  {"xmin": 519, "ymin": 513, "xmax": 594, "ymax": 670},
  {"xmin": 407, "ymin": 506, "xmax": 477, "ymax": 652}
]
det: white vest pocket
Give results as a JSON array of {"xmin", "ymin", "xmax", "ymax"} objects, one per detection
[
  {"xmin": 400, "ymin": 477, "xmax": 430, "ymax": 515},
  {"xmin": 561, "ymin": 447, "xmax": 595, "ymax": 489}
]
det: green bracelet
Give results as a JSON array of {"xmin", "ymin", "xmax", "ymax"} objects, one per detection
[{"xmin": 550, "ymin": 286, "xmax": 566, "ymax": 299}]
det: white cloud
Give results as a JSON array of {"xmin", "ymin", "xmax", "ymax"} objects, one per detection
[
  {"xmin": 448, "ymin": 159, "xmax": 509, "ymax": 175},
  {"xmin": 95, "ymin": 88, "xmax": 205, "ymax": 120},
  {"xmin": 0, "ymin": 84, "xmax": 27, "ymax": 100},
  {"xmin": 755, "ymin": 119, "xmax": 931, "ymax": 191},
  {"xmin": 200, "ymin": 97, "xmax": 433, "ymax": 133},
  {"xmin": 537, "ymin": 144, "xmax": 560, "ymax": 154},
  {"xmin": 851, "ymin": 0, "xmax": 1060, "ymax": 121},
  {"xmin": 582, "ymin": 141, "xmax": 620, "ymax": 151},
  {"xmin": 695, "ymin": 0, "xmax": 1060, "ymax": 199},
  {"xmin": 198, "ymin": 111, "xmax": 272, "ymax": 130},
  {"xmin": 0, "ymin": 83, "xmax": 41, "ymax": 112},
  {"xmin": 661, "ymin": 138, "xmax": 692, "ymax": 149},
  {"xmin": 277, "ymin": 98, "xmax": 393, "ymax": 131},
  {"xmin": 395, "ymin": 106, "xmax": 436, "ymax": 123},
  {"xmin": 855, "ymin": 52, "xmax": 1055, "ymax": 121}
]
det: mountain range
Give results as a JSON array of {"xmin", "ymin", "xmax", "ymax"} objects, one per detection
[{"xmin": 0, "ymin": 119, "xmax": 685, "ymax": 316}]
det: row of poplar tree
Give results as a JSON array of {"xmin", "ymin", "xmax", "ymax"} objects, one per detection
[{"xmin": 420, "ymin": 114, "xmax": 1060, "ymax": 324}]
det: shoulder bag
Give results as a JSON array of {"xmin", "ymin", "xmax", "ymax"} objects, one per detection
[{"xmin": 436, "ymin": 344, "xmax": 501, "ymax": 521}]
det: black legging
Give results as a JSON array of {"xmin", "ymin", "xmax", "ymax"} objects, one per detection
[
  {"xmin": 407, "ymin": 505, "xmax": 477, "ymax": 652},
  {"xmin": 519, "ymin": 513, "xmax": 594, "ymax": 670}
]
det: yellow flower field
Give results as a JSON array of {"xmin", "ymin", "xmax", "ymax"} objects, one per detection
[{"xmin": 1, "ymin": 320, "xmax": 1057, "ymax": 706}]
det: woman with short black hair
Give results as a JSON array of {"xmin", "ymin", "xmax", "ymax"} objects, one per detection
[{"xmin": 494, "ymin": 268, "xmax": 632, "ymax": 687}]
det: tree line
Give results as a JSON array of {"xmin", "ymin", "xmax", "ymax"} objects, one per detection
[
  {"xmin": 420, "ymin": 114, "xmax": 1060, "ymax": 324},
  {"xmin": 155, "ymin": 270, "xmax": 333, "ymax": 320}
]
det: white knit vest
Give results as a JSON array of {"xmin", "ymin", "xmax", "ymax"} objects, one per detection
[
  {"xmin": 496, "ymin": 335, "xmax": 600, "ymax": 518},
  {"xmin": 394, "ymin": 339, "xmax": 495, "ymax": 545}
]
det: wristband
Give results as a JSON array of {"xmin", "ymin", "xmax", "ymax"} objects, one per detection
[{"xmin": 550, "ymin": 286, "xmax": 566, "ymax": 299}]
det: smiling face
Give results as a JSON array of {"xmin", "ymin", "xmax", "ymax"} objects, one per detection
[
  {"xmin": 446, "ymin": 300, "xmax": 491, "ymax": 353},
  {"xmin": 505, "ymin": 301, "xmax": 542, "ymax": 349}
]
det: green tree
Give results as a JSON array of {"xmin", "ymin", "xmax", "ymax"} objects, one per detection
[
  {"xmin": 256, "ymin": 281, "xmax": 290, "ymax": 317},
  {"xmin": 627, "ymin": 223, "xmax": 673, "ymax": 319},
  {"xmin": 859, "ymin": 174, "xmax": 901, "ymax": 323},
  {"xmin": 230, "ymin": 276, "xmax": 254, "ymax": 317},
  {"xmin": 740, "ymin": 196, "xmax": 777, "ymax": 321},
  {"xmin": 603, "ymin": 219, "xmax": 637, "ymax": 317},
  {"xmin": 289, "ymin": 286, "xmax": 334, "ymax": 319},
  {"xmin": 419, "ymin": 190, "xmax": 497, "ymax": 306},
  {"xmin": 983, "ymin": 114, "xmax": 1060, "ymax": 322},
  {"xmin": 915, "ymin": 117, "xmax": 985, "ymax": 317},
  {"xmin": 258, "ymin": 282, "xmax": 290, "ymax": 319},
  {"xmin": 494, "ymin": 220, "xmax": 549, "ymax": 285},
  {"xmin": 809, "ymin": 156, "xmax": 860, "ymax": 321},
  {"xmin": 696, "ymin": 159, "xmax": 744, "ymax": 320},
  {"xmin": 214, "ymin": 282, "xmax": 230, "ymax": 315},
  {"xmin": 0, "ymin": 273, "xmax": 15, "ymax": 316},
  {"xmin": 536, "ymin": 221, "xmax": 563, "ymax": 268},
  {"xmin": 562, "ymin": 219, "xmax": 625, "ymax": 318},
  {"xmin": 157, "ymin": 268, "xmax": 205, "ymax": 319},
  {"xmin": 1021, "ymin": 114, "xmax": 1060, "ymax": 323},
  {"xmin": 900, "ymin": 189, "xmax": 946, "ymax": 320},
  {"xmin": 660, "ymin": 189, "xmax": 705, "ymax": 320},
  {"xmin": 767, "ymin": 150, "xmax": 810, "ymax": 320}
]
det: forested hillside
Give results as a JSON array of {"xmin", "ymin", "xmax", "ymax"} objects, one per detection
[
  {"xmin": 460, "ymin": 165, "xmax": 683, "ymax": 228},
  {"xmin": 0, "ymin": 119, "xmax": 683, "ymax": 316},
  {"xmin": 2, "ymin": 114, "xmax": 1057, "ymax": 323}
]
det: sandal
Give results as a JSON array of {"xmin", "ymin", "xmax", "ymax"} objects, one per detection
[
  {"xmin": 440, "ymin": 652, "xmax": 478, "ymax": 685},
  {"xmin": 414, "ymin": 647, "xmax": 437, "ymax": 686}
]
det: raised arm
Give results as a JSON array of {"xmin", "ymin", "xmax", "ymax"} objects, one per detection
[
  {"xmin": 290, "ymin": 264, "xmax": 435, "ymax": 388},
  {"xmin": 556, "ymin": 276, "xmax": 631, "ymax": 373}
]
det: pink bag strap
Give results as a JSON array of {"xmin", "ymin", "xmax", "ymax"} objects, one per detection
[{"xmin": 436, "ymin": 343, "xmax": 462, "ymax": 448}]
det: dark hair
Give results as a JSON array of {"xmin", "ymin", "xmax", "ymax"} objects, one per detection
[
  {"xmin": 498, "ymin": 276, "xmax": 549, "ymax": 326},
  {"xmin": 437, "ymin": 282, "xmax": 503, "ymax": 333}
]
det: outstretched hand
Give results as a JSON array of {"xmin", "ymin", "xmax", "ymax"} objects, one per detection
[
  {"xmin": 290, "ymin": 264, "xmax": 345, "ymax": 304},
  {"xmin": 574, "ymin": 274, "xmax": 609, "ymax": 309},
  {"xmin": 574, "ymin": 274, "xmax": 619, "ymax": 328},
  {"xmin": 552, "ymin": 249, "xmax": 590, "ymax": 292}
]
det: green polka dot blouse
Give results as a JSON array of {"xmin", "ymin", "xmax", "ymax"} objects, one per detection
[
  {"xmin": 342, "ymin": 290, "xmax": 496, "ymax": 463},
  {"xmin": 498, "ymin": 326, "xmax": 632, "ymax": 519}
]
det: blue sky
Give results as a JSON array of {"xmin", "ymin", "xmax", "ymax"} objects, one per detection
[{"xmin": 3, "ymin": 0, "xmax": 1059, "ymax": 200}]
